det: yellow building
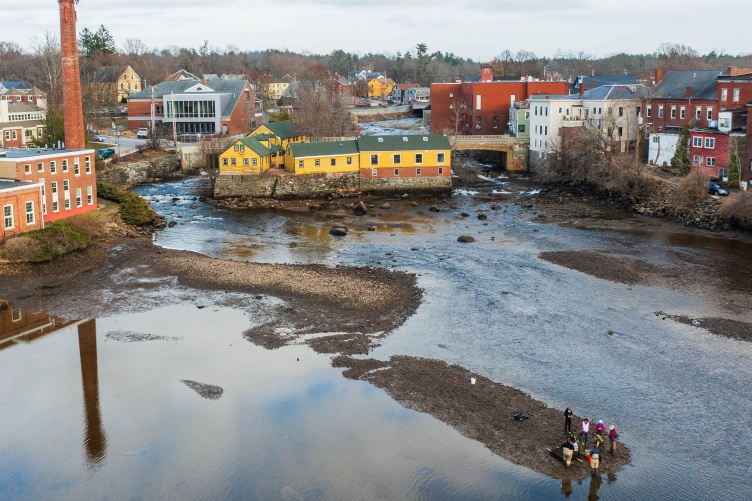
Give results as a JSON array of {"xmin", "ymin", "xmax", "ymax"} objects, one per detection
[
  {"xmin": 117, "ymin": 65, "xmax": 141, "ymax": 103},
  {"xmin": 268, "ymin": 77, "xmax": 290, "ymax": 101},
  {"xmin": 249, "ymin": 121, "xmax": 307, "ymax": 168},
  {"xmin": 219, "ymin": 136, "xmax": 282, "ymax": 174},
  {"xmin": 367, "ymin": 77, "xmax": 396, "ymax": 99},
  {"xmin": 285, "ymin": 141, "xmax": 360, "ymax": 174},
  {"xmin": 357, "ymin": 134, "xmax": 451, "ymax": 179}
]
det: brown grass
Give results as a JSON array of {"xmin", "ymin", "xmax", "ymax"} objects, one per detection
[
  {"xmin": 720, "ymin": 191, "xmax": 752, "ymax": 229},
  {"xmin": 674, "ymin": 171, "xmax": 710, "ymax": 208}
]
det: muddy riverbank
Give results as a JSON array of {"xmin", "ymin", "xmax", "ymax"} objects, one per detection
[{"xmin": 333, "ymin": 355, "xmax": 631, "ymax": 480}]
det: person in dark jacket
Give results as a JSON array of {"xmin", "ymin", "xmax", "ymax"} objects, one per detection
[
  {"xmin": 563, "ymin": 407, "xmax": 573, "ymax": 434},
  {"xmin": 589, "ymin": 445, "xmax": 601, "ymax": 476},
  {"xmin": 561, "ymin": 438, "xmax": 575, "ymax": 467}
]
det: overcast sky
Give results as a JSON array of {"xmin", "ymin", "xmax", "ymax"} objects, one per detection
[{"xmin": 5, "ymin": 0, "xmax": 751, "ymax": 60}]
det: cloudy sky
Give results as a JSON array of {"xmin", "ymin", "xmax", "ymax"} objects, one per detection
[{"xmin": 6, "ymin": 0, "xmax": 751, "ymax": 60}]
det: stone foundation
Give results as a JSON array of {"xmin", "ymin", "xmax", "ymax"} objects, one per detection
[{"xmin": 97, "ymin": 155, "xmax": 182, "ymax": 185}]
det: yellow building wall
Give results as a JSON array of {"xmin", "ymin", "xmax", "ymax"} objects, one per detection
[
  {"xmin": 285, "ymin": 154, "xmax": 360, "ymax": 175},
  {"xmin": 358, "ymin": 149, "xmax": 450, "ymax": 168},
  {"xmin": 117, "ymin": 67, "xmax": 142, "ymax": 103},
  {"xmin": 250, "ymin": 125, "xmax": 307, "ymax": 168},
  {"xmin": 219, "ymin": 144, "xmax": 271, "ymax": 174}
]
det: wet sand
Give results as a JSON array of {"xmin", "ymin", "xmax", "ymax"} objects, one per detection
[{"xmin": 333, "ymin": 355, "xmax": 631, "ymax": 481}]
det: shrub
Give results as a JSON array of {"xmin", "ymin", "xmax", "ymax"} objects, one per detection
[
  {"xmin": 675, "ymin": 171, "xmax": 709, "ymax": 208},
  {"xmin": 96, "ymin": 182, "xmax": 157, "ymax": 226},
  {"xmin": 2, "ymin": 221, "xmax": 89, "ymax": 262},
  {"xmin": 720, "ymin": 191, "xmax": 752, "ymax": 229},
  {"xmin": 2, "ymin": 236, "xmax": 45, "ymax": 262}
]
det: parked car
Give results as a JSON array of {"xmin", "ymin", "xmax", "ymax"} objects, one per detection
[
  {"xmin": 136, "ymin": 127, "xmax": 149, "ymax": 139},
  {"xmin": 95, "ymin": 148, "xmax": 116, "ymax": 159},
  {"xmin": 708, "ymin": 182, "xmax": 729, "ymax": 196},
  {"xmin": 92, "ymin": 134, "xmax": 106, "ymax": 143}
]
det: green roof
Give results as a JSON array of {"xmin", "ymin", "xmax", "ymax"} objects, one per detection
[
  {"xmin": 264, "ymin": 120, "xmax": 303, "ymax": 139},
  {"xmin": 357, "ymin": 134, "xmax": 450, "ymax": 152},
  {"xmin": 252, "ymin": 132, "xmax": 275, "ymax": 141},
  {"xmin": 238, "ymin": 137, "xmax": 282, "ymax": 156},
  {"xmin": 288, "ymin": 140, "xmax": 359, "ymax": 158}
]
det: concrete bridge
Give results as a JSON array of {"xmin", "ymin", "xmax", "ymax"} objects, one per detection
[{"xmin": 449, "ymin": 135, "xmax": 530, "ymax": 170}]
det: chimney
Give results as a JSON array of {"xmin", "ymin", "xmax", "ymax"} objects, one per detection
[
  {"xmin": 228, "ymin": 70, "xmax": 232, "ymax": 75},
  {"xmin": 591, "ymin": 69, "xmax": 595, "ymax": 77},
  {"xmin": 58, "ymin": 0, "xmax": 85, "ymax": 150},
  {"xmin": 686, "ymin": 86, "xmax": 692, "ymax": 98},
  {"xmin": 655, "ymin": 68, "xmax": 664, "ymax": 84},
  {"xmin": 240, "ymin": 69, "xmax": 245, "ymax": 75},
  {"xmin": 580, "ymin": 83, "xmax": 585, "ymax": 97},
  {"xmin": 480, "ymin": 65, "xmax": 493, "ymax": 82}
]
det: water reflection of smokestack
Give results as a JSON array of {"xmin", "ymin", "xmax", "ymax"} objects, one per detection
[{"xmin": 78, "ymin": 319, "xmax": 107, "ymax": 465}]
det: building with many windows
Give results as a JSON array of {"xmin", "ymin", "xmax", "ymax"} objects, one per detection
[
  {"xmin": 0, "ymin": 178, "xmax": 44, "ymax": 242},
  {"xmin": 0, "ymin": 100, "xmax": 46, "ymax": 149}
]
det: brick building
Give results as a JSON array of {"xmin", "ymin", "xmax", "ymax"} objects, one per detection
[
  {"xmin": 430, "ymin": 80, "xmax": 570, "ymax": 135},
  {"xmin": 0, "ymin": 179, "xmax": 44, "ymax": 242},
  {"xmin": 0, "ymin": 148, "xmax": 98, "ymax": 223},
  {"xmin": 0, "ymin": 100, "xmax": 46, "ymax": 149},
  {"xmin": 644, "ymin": 70, "xmax": 723, "ymax": 132},
  {"xmin": 717, "ymin": 72, "xmax": 752, "ymax": 112}
]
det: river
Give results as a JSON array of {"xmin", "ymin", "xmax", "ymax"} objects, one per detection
[{"xmin": 1, "ymin": 119, "xmax": 751, "ymax": 500}]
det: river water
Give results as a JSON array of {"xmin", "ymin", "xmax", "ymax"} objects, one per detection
[{"xmin": 1, "ymin": 120, "xmax": 751, "ymax": 500}]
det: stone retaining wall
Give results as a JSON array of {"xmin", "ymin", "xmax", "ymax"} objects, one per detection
[
  {"xmin": 214, "ymin": 171, "xmax": 451, "ymax": 199},
  {"xmin": 97, "ymin": 155, "xmax": 181, "ymax": 185}
]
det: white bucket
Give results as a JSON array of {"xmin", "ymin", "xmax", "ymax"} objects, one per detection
[{"xmin": 470, "ymin": 377, "xmax": 476, "ymax": 385}]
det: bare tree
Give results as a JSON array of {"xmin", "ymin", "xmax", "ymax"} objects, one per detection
[{"xmin": 29, "ymin": 31, "xmax": 62, "ymax": 108}]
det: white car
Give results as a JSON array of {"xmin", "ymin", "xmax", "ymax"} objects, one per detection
[{"xmin": 136, "ymin": 127, "xmax": 149, "ymax": 139}]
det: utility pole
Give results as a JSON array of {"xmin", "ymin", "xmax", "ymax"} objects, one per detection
[{"xmin": 150, "ymin": 86, "xmax": 155, "ymax": 136}]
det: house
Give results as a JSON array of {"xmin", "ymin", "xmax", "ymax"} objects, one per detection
[
  {"xmin": 367, "ymin": 77, "xmax": 396, "ymax": 100},
  {"xmin": 219, "ymin": 136, "xmax": 282, "ymax": 174},
  {"xmin": 648, "ymin": 132, "xmax": 680, "ymax": 167},
  {"xmin": 357, "ymin": 134, "xmax": 451, "ymax": 191},
  {"xmin": 509, "ymin": 100, "xmax": 530, "ymax": 138},
  {"xmin": 0, "ymin": 82, "xmax": 47, "ymax": 109},
  {"xmin": 249, "ymin": 120, "xmax": 306, "ymax": 168},
  {"xmin": 267, "ymin": 77, "xmax": 291, "ymax": 101},
  {"xmin": 529, "ymin": 84, "xmax": 646, "ymax": 156},
  {"xmin": 404, "ymin": 87, "xmax": 430, "ymax": 104},
  {"xmin": 0, "ymin": 178, "xmax": 44, "ymax": 242},
  {"xmin": 717, "ymin": 71, "xmax": 752, "ymax": 112},
  {"xmin": 328, "ymin": 73, "xmax": 356, "ymax": 105},
  {"xmin": 430, "ymin": 79, "xmax": 570, "ymax": 135},
  {"xmin": 0, "ymin": 146, "xmax": 97, "ymax": 223},
  {"xmin": 285, "ymin": 140, "xmax": 359, "ymax": 174},
  {"xmin": 392, "ymin": 83, "xmax": 420, "ymax": 104},
  {"xmin": 573, "ymin": 74, "xmax": 637, "ymax": 93},
  {"xmin": 127, "ymin": 76, "xmax": 255, "ymax": 136},
  {"xmin": 689, "ymin": 107, "xmax": 749, "ymax": 183},
  {"xmin": 117, "ymin": 65, "xmax": 141, "ymax": 103},
  {"xmin": 0, "ymin": 100, "xmax": 46, "ymax": 149},
  {"xmin": 644, "ymin": 69, "xmax": 723, "ymax": 132}
]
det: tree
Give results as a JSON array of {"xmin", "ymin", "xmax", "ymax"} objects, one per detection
[
  {"xmin": 670, "ymin": 124, "xmax": 691, "ymax": 174},
  {"xmin": 33, "ymin": 106, "xmax": 65, "ymax": 147},
  {"xmin": 29, "ymin": 31, "xmax": 62, "ymax": 108},
  {"xmin": 441, "ymin": 96, "xmax": 467, "ymax": 157},
  {"xmin": 728, "ymin": 136, "xmax": 743, "ymax": 187},
  {"xmin": 79, "ymin": 25, "xmax": 117, "ymax": 58}
]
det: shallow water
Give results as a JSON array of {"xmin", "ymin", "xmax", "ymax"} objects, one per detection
[{"xmin": 2, "ymin": 162, "xmax": 752, "ymax": 499}]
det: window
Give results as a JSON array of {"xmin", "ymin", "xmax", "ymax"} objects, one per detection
[
  {"xmin": 370, "ymin": 154, "xmax": 378, "ymax": 166},
  {"xmin": 52, "ymin": 201, "xmax": 58, "ymax": 212},
  {"xmin": 707, "ymin": 157, "xmax": 716, "ymax": 167},
  {"xmin": 646, "ymin": 106, "xmax": 652, "ymax": 118},
  {"xmin": 618, "ymin": 127, "xmax": 623, "ymax": 137},
  {"xmin": 438, "ymin": 167, "xmax": 443, "ymax": 175},
  {"xmin": 733, "ymin": 88, "xmax": 740, "ymax": 103},
  {"xmin": 51, "ymin": 181, "xmax": 57, "ymax": 193},
  {"xmin": 74, "ymin": 158, "xmax": 80, "ymax": 175},
  {"xmin": 493, "ymin": 116, "xmax": 499, "ymax": 129},
  {"xmin": 252, "ymin": 158, "xmax": 258, "ymax": 166},
  {"xmin": 475, "ymin": 116, "xmax": 481, "ymax": 129},
  {"xmin": 437, "ymin": 153, "xmax": 445, "ymax": 163},
  {"xmin": 222, "ymin": 158, "xmax": 228, "ymax": 166},
  {"xmin": 693, "ymin": 136, "xmax": 703, "ymax": 147},
  {"xmin": 315, "ymin": 159, "xmax": 320, "ymax": 167},
  {"xmin": 705, "ymin": 137, "xmax": 715, "ymax": 149},
  {"xmin": 416, "ymin": 168, "xmax": 421, "ymax": 176},
  {"xmin": 415, "ymin": 153, "xmax": 423, "ymax": 164},
  {"xmin": 534, "ymin": 106, "xmax": 538, "ymax": 116},
  {"xmin": 230, "ymin": 158, "xmax": 236, "ymax": 166},
  {"xmin": 619, "ymin": 107, "xmax": 624, "ymax": 117},
  {"xmin": 234, "ymin": 144, "xmax": 239, "ymax": 152},
  {"xmin": 371, "ymin": 169, "xmax": 377, "ymax": 176},
  {"xmin": 680, "ymin": 107, "xmax": 685, "ymax": 119},
  {"xmin": 544, "ymin": 126, "xmax": 548, "ymax": 135},
  {"xmin": 652, "ymin": 136, "xmax": 658, "ymax": 143},
  {"xmin": 24, "ymin": 164, "xmax": 31, "ymax": 174},
  {"xmin": 721, "ymin": 88, "xmax": 727, "ymax": 101},
  {"xmin": 330, "ymin": 158, "xmax": 336, "ymax": 166},
  {"xmin": 558, "ymin": 107, "xmax": 563, "ymax": 114},
  {"xmin": 76, "ymin": 188, "xmax": 82, "ymax": 207},
  {"xmin": 3, "ymin": 205, "xmax": 12, "ymax": 229},
  {"xmin": 62, "ymin": 159, "xmax": 68, "ymax": 172},
  {"xmin": 658, "ymin": 106, "xmax": 664, "ymax": 118},
  {"xmin": 693, "ymin": 155, "xmax": 703, "ymax": 166},
  {"xmin": 347, "ymin": 157, "xmax": 352, "ymax": 165},
  {"xmin": 707, "ymin": 108, "xmax": 712, "ymax": 120},
  {"xmin": 394, "ymin": 168, "xmax": 399, "ymax": 176},
  {"xmin": 696, "ymin": 107, "xmax": 702, "ymax": 119},
  {"xmin": 63, "ymin": 179, "xmax": 69, "ymax": 192},
  {"xmin": 240, "ymin": 145, "xmax": 245, "ymax": 153},
  {"xmin": 518, "ymin": 124, "xmax": 526, "ymax": 132},
  {"xmin": 87, "ymin": 186, "xmax": 93, "ymax": 205},
  {"xmin": 298, "ymin": 160, "xmax": 304, "ymax": 169},
  {"xmin": 37, "ymin": 162, "xmax": 44, "ymax": 172},
  {"xmin": 670, "ymin": 106, "xmax": 676, "ymax": 119},
  {"xmin": 25, "ymin": 202, "xmax": 34, "ymax": 224},
  {"xmin": 476, "ymin": 94, "xmax": 481, "ymax": 110},
  {"xmin": 243, "ymin": 158, "xmax": 249, "ymax": 166},
  {"xmin": 65, "ymin": 197, "xmax": 70, "ymax": 209},
  {"xmin": 393, "ymin": 154, "xmax": 401, "ymax": 164},
  {"xmin": 50, "ymin": 161, "xmax": 56, "ymax": 173}
]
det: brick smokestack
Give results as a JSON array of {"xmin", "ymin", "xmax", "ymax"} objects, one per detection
[
  {"xmin": 59, "ymin": 0, "xmax": 85, "ymax": 150},
  {"xmin": 655, "ymin": 68, "xmax": 664, "ymax": 85}
]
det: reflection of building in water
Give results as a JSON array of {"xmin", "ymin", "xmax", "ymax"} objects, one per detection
[{"xmin": 0, "ymin": 302, "xmax": 107, "ymax": 465}]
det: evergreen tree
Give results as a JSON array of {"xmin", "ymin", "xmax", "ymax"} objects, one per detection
[
  {"xmin": 33, "ymin": 106, "xmax": 65, "ymax": 147},
  {"xmin": 671, "ymin": 124, "xmax": 691, "ymax": 174}
]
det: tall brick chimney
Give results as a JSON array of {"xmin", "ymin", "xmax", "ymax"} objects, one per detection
[
  {"xmin": 59, "ymin": 0, "xmax": 85, "ymax": 150},
  {"xmin": 655, "ymin": 68, "xmax": 664, "ymax": 85}
]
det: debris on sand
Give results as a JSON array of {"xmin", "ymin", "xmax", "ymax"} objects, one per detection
[
  {"xmin": 106, "ymin": 330, "xmax": 180, "ymax": 343},
  {"xmin": 180, "ymin": 379, "xmax": 224, "ymax": 400},
  {"xmin": 655, "ymin": 311, "xmax": 752, "ymax": 342}
]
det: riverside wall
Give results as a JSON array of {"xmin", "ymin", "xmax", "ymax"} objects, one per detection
[
  {"xmin": 214, "ymin": 171, "xmax": 451, "ymax": 199},
  {"xmin": 97, "ymin": 155, "xmax": 182, "ymax": 186}
]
